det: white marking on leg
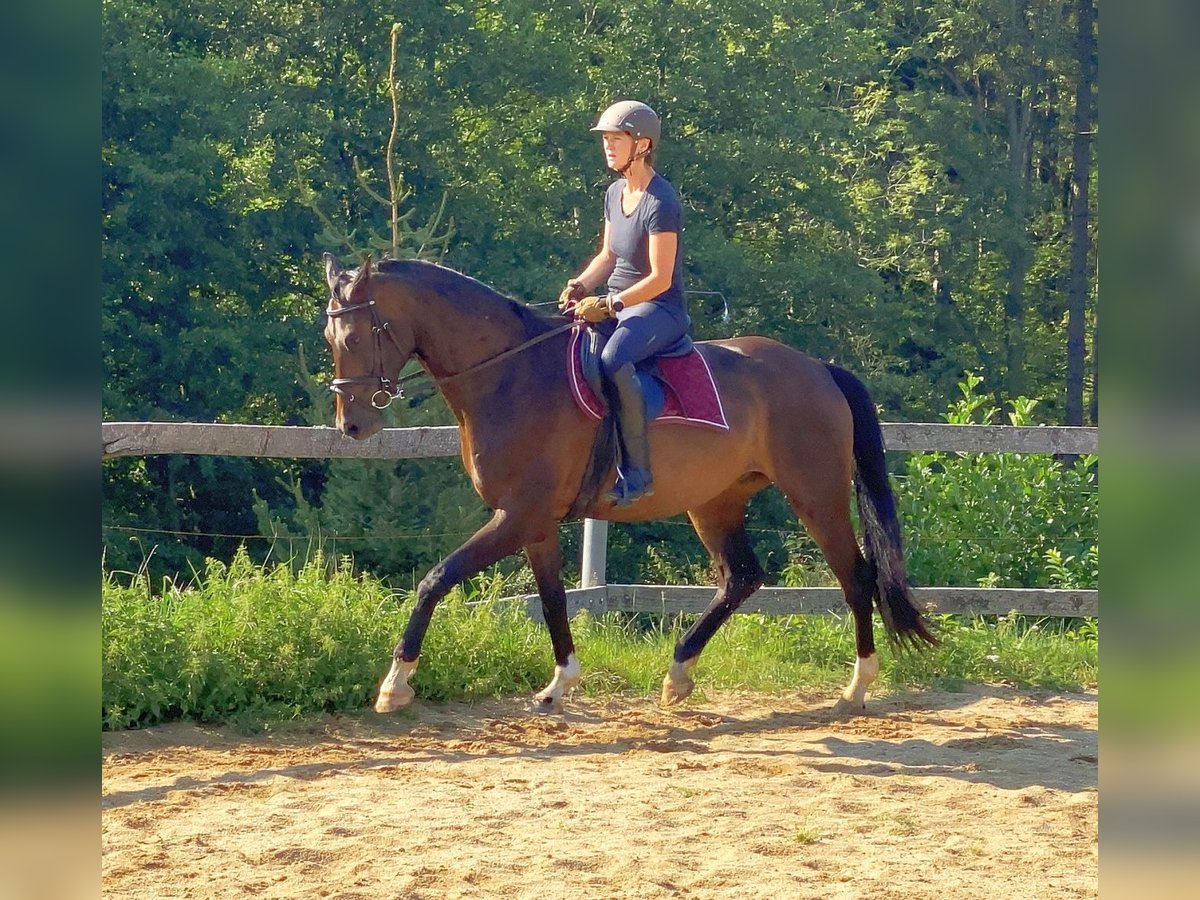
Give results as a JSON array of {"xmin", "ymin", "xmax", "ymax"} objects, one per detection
[
  {"xmin": 661, "ymin": 657, "xmax": 697, "ymax": 706},
  {"xmin": 840, "ymin": 652, "xmax": 879, "ymax": 709},
  {"xmin": 534, "ymin": 653, "xmax": 581, "ymax": 712},
  {"xmin": 375, "ymin": 657, "xmax": 418, "ymax": 713}
]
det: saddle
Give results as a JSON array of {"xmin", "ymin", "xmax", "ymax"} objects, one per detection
[
  {"xmin": 560, "ymin": 324, "xmax": 729, "ymax": 520},
  {"xmin": 568, "ymin": 326, "xmax": 729, "ymax": 431}
]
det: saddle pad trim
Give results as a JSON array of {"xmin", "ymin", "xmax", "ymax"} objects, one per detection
[
  {"xmin": 567, "ymin": 327, "xmax": 730, "ymax": 432},
  {"xmin": 568, "ymin": 327, "xmax": 605, "ymax": 421}
]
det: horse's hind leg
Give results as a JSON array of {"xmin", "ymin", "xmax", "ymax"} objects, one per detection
[
  {"xmin": 782, "ymin": 485, "xmax": 879, "ymax": 713},
  {"xmin": 525, "ymin": 532, "xmax": 579, "ymax": 714},
  {"xmin": 662, "ymin": 482, "xmax": 767, "ymax": 705}
]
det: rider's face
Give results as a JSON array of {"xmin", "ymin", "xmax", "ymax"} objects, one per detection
[{"xmin": 602, "ymin": 132, "xmax": 636, "ymax": 170}]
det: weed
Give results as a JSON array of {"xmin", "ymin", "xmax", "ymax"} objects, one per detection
[
  {"xmin": 794, "ymin": 823, "xmax": 822, "ymax": 844},
  {"xmin": 103, "ymin": 552, "xmax": 1098, "ymax": 731}
]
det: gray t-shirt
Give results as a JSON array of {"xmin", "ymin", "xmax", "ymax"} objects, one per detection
[{"xmin": 604, "ymin": 174, "xmax": 687, "ymax": 316}]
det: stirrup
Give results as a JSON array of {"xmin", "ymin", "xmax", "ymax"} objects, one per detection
[{"xmin": 605, "ymin": 471, "xmax": 655, "ymax": 507}]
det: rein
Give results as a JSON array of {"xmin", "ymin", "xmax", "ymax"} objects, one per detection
[
  {"xmin": 326, "ymin": 297, "xmax": 576, "ymax": 407},
  {"xmin": 435, "ymin": 321, "xmax": 575, "ymax": 387}
]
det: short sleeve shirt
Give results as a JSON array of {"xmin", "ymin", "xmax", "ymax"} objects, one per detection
[{"xmin": 604, "ymin": 174, "xmax": 687, "ymax": 316}]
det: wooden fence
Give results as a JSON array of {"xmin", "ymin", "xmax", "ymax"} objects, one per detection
[{"xmin": 102, "ymin": 421, "xmax": 1099, "ymax": 619}]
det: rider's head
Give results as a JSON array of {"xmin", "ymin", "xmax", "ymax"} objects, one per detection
[{"xmin": 591, "ymin": 100, "xmax": 660, "ymax": 175}]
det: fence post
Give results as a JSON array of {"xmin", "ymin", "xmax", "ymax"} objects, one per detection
[{"xmin": 580, "ymin": 518, "xmax": 608, "ymax": 588}]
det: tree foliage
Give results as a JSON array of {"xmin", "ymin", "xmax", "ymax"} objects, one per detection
[{"xmin": 102, "ymin": 0, "xmax": 1098, "ymax": 586}]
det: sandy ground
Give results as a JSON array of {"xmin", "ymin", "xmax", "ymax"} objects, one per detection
[{"xmin": 102, "ymin": 685, "xmax": 1097, "ymax": 899}]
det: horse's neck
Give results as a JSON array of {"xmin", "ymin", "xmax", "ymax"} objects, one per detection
[
  {"xmin": 404, "ymin": 280, "xmax": 529, "ymax": 381},
  {"xmin": 392, "ymin": 274, "xmax": 559, "ymax": 424}
]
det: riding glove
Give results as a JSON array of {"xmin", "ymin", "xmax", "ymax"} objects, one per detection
[
  {"xmin": 573, "ymin": 295, "xmax": 612, "ymax": 323},
  {"xmin": 558, "ymin": 279, "xmax": 586, "ymax": 310}
]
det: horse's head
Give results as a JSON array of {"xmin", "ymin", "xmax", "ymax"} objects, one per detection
[{"xmin": 323, "ymin": 252, "xmax": 416, "ymax": 439}]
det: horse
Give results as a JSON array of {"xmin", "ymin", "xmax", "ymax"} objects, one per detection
[{"xmin": 321, "ymin": 253, "xmax": 936, "ymax": 715}]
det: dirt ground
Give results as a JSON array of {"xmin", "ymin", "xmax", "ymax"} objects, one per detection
[{"xmin": 102, "ymin": 685, "xmax": 1097, "ymax": 899}]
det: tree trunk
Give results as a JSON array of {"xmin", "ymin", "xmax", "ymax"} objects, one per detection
[
  {"xmin": 1004, "ymin": 251, "xmax": 1029, "ymax": 401},
  {"xmin": 1003, "ymin": 90, "xmax": 1033, "ymax": 402},
  {"xmin": 1066, "ymin": 0, "xmax": 1097, "ymax": 425},
  {"xmin": 1090, "ymin": 294, "xmax": 1099, "ymax": 425}
]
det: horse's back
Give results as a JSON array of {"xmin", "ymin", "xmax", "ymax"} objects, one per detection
[
  {"xmin": 698, "ymin": 336, "xmax": 847, "ymax": 407},
  {"xmin": 696, "ymin": 335, "xmax": 854, "ymax": 458}
]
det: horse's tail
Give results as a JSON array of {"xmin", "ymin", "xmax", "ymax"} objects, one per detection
[{"xmin": 825, "ymin": 363, "xmax": 937, "ymax": 648}]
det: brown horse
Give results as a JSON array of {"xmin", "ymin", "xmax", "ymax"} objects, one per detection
[{"xmin": 322, "ymin": 254, "xmax": 935, "ymax": 715}]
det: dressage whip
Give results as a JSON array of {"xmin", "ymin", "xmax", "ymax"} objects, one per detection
[
  {"xmin": 529, "ymin": 290, "xmax": 731, "ymax": 323},
  {"xmin": 391, "ymin": 290, "xmax": 731, "ymax": 402}
]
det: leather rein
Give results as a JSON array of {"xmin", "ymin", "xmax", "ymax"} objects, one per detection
[{"xmin": 325, "ymin": 298, "xmax": 575, "ymax": 409}]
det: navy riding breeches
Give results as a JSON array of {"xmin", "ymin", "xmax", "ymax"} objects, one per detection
[{"xmin": 599, "ymin": 301, "xmax": 690, "ymax": 378}]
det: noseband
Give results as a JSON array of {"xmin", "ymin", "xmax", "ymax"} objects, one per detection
[{"xmin": 325, "ymin": 298, "xmax": 407, "ymax": 409}]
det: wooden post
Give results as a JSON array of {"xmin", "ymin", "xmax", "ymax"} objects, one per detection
[{"xmin": 580, "ymin": 518, "xmax": 608, "ymax": 589}]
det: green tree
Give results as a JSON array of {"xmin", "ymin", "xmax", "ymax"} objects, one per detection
[
  {"xmin": 103, "ymin": 0, "xmax": 1098, "ymax": 587},
  {"xmin": 103, "ymin": 0, "xmax": 324, "ymax": 575},
  {"xmin": 826, "ymin": 0, "xmax": 1097, "ymax": 417}
]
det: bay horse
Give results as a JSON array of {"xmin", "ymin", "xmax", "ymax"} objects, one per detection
[{"xmin": 322, "ymin": 254, "xmax": 935, "ymax": 715}]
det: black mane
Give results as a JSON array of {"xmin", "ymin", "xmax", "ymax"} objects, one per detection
[{"xmin": 374, "ymin": 258, "xmax": 559, "ymax": 334}]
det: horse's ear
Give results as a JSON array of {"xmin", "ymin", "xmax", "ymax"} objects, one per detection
[
  {"xmin": 349, "ymin": 253, "xmax": 372, "ymax": 292},
  {"xmin": 323, "ymin": 252, "xmax": 341, "ymax": 292}
]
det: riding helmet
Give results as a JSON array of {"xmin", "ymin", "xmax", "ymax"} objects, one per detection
[{"xmin": 590, "ymin": 100, "xmax": 661, "ymax": 145}]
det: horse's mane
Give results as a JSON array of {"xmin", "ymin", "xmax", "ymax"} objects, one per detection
[{"xmin": 374, "ymin": 258, "xmax": 559, "ymax": 334}]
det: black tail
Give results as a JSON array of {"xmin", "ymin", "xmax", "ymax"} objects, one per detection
[{"xmin": 825, "ymin": 364, "xmax": 937, "ymax": 648}]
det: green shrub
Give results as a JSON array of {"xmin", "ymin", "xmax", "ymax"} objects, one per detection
[
  {"xmin": 102, "ymin": 548, "xmax": 1097, "ymax": 732},
  {"xmin": 895, "ymin": 374, "xmax": 1098, "ymax": 589},
  {"xmin": 102, "ymin": 550, "xmax": 558, "ymax": 730},
  {"xmin": 103, "ymin": 549, "xmax": 397, "ymax": 729}
]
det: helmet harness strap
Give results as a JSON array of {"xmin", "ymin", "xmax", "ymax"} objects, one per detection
[{"xmin": 616, "ymin": 134, "xmax": 651, "ymax": 176}]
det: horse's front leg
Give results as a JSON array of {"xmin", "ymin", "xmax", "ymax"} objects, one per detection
[
  {"xmin": 376, "ymin": 509, "xmax": 526, "ymax": 713},
  {"xmin": 524, "ymin": 532, "xmax": 579, "ymax": 714}
]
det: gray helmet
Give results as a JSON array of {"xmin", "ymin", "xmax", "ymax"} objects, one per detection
[{"xmin": 590, "ymin": 100, "xmax": 661, "ymax": 146}]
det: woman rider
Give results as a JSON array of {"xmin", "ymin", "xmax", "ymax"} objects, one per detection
[{"xmin": 559, "ymin": 100, "xmax": 690, "ymax": 507}]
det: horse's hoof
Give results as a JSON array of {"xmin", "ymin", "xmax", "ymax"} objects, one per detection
[
  {"xmin": 531, "ymin": 694, "xmax": 564, "ymax": 715},
  {"xmin": 661, "ymin": 659, "xmax": 697, "ymax": 706},
  {"xmin": 375, "ymin": 657, "xmax": 419, "ymax": 713},
  {"xmin": 661, "ymin": 679, "xmax": 693, "ymax": 706},
  {"xmin": 375, "ymin": 682, "xmax": 415, "ymax": 714},
  {"xmin": 661, "ymin": 674, "xmax": 695, "ymax": 706},
  {"xmin": 831, "ymin": 696, "xmax": 866, "ymax": 718}
]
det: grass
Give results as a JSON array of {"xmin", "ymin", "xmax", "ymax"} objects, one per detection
[
  {"xmin": 793, "ymin": 823, "xmax": 822, "ymax": 845},
  {"xmin": 102, "ymin": 549, "xmax": 1098, "ymax": 731},
  {"xmin": 886, "ymin": 813, "xmax": 921, "ymax": 837}
]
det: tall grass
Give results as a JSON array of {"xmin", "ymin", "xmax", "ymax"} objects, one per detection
[
  {"xmin": 104, "ymin": 550, "xmax": 395, "ymax": 729},
  {"xmin": 103, "ymin": 550, "xmax": 1097, "ymax": 731}
]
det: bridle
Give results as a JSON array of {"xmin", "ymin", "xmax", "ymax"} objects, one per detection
[
  {"xmin": 325, "ymin": 298, "xmax": 409, "ymax": 409},
  {"xmin": 326, "ymin": 295, "xmax": 576, "ymax": 409}
]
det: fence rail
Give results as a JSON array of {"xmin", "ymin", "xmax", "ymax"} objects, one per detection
[
  {"xmin": 102, "ymin": 421, "xmax": 1098, "ymax": 459},
  {"xmin": 524, "ymin": 584, "xmax": 1098, "ymax": 621},
  {"xmin": 102, "ymin": 423, "xmax": 461, "ymax": 460},
  {"xmin": 102, "ymin": 421, "xmax": 1100, "ymax": 619}
]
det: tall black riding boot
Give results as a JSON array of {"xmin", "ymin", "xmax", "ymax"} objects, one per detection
[{"xmin": 604, "ymin": 363, "xmax": 655, "ymax": 507}]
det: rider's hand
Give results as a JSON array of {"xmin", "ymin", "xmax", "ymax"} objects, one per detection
[
  {"xmin": 573, "ymin": 294, "xmax": 612, "ymax": 323},
  {"xmin": 558, "ymin": 279, "xmax": 586, "ymax": 310}
]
